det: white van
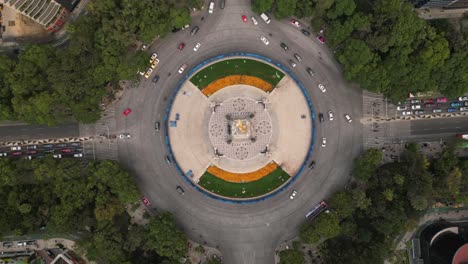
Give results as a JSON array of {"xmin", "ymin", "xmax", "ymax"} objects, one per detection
[
  {"xmin": 209, "ymin": 2, "xmax": 214, "ymax": 14},
  {"xmin": 260, "ymin": 13, "xmax": 271, "ymax": 24}
]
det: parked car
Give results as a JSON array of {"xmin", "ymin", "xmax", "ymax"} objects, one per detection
[
  {"xmin": 328, "ymin": 111, "xmax": 334, "ymax": 121},
  {"xmin": 72, "ymin": 153, "xmax": 83, "ymax": 158},
  {"xmin": 344, "ymin": 114, "xmax": 352, "ymax": 123},
  {"xmin": 119, "ymin": 134, "xmax": 131, "ymax": 139},
  {"xmin": 401, "ymin": 111, "xmax": 412, "ymax": 116},
  {"xmin": 410, "ymin": 99, "xmax": 421, "ymax": 104},
  {"xmin": 316, "ymin": 35, "xmax": 326, "ymax": 44},
  {"xmin": 44, "ymin": 149, "xmax": 55, "ymax": 154},
  {"xmin": 26, "ymin": 145, "xmax": 37, "ymax": 150},
  {"xmin": 25, "ymin": 156, "xmax": 32, "ymax": 160},
  {"xmin": 190, "ymin": 26, "xmax": 199, "ymax": 36},
  {"xmin": 241, "ymin": 15, "xmax": 248, "ymax": 23},
  {"xmin": 436, "ymin": 97, "xmax": 448, "ymax": 103},
  {"xmin": 0, "ymin": 153, "xmax": 8, "ymax": 157},
  {"xmin": 411, "ymin": 105, "xmax": 421, "ymax": 110},
  {"xmin": 432, "ymin": 108, "xmax": 442, "ymax": 113},
  {"xmin": 193, "ymin": 42, "xmax": 201, "ymax": 52},
  {"xmin": 11, "ymin": 146, "xmax": 22, "ymax": 151},
  {"xmin": 26, "ymin": 150, "xmax": 38, "ymax": 155},
  {"xmin": 12, "ymin": 151, "xmax": 22, "ymax": 156},
  {"xmin": 53, "ymin": 154, "xmax": 62, "ymax": 159},
  {"xmin": 208, "ymin": 1, "xmax": 214, "ymax": 13},
  {"xmin": 460, "ymin": 107, "xmax": 468, "ymax": 112},
  {"xmin": 318, "ymin": 113, "xmax": 324, "ymax": 123},
  {"xmin": 424, "ymin": 103, "xmax": 435, "ymax": 108},
  {"xmin": 178, "ymin": 43, "xmax": 186, "ymax": 51},
  {"xmin": 280, "ymin": 42, "xmax": 289, "ymax": 50},
  {"xmin": 414, "ymin": 110, "xmax": 425, "ymax": 115},
  {"xmin": 451, "ymin": 102, "xmax": 461, "ymax": 107},
  {"xmin": 321, "ymin": 137, "xmax": 327, "ymax": 147},
  {"xmin": 318, "ymin": 84, "xmax": 326, "ymax": 93},
  {"xmin": 178, "ymin": 64, "xmax": 188, "ymax": 74},
  {"xmin": 447, "ymin": 108, "xmax": 457, "ymax": 113},
  {"xmin": 301, "ymin": 29, "xmax": 310, "ymax": 36},
  {"xmin": 123, "ymin": 108, "xmax": 132, "ymax": 116},
  {"xmin": 289, "ymin": 190, "xmax": 298, "ymax": 199},
  {"xmin": 70, "ymin": 142, "xmax": 81, "ymax": 147},
  {"xmin": 61, "ymin": 148, "xmax": 72, "ymax": 153},
  {"xmin": 396, "ymin": 106, "xmax": 407, "ymax": 111},
  {"xmin": 251, "ymin": 16, "xmax": 258, "ymax": 25},
  {"xmin": 144, "ymin": 68, "xmax": 153, "ymax": 79},
  {"xmin": 56, "ymin": 143, "xmax": 67, "ymax": 148},
  {"xmin": 290, "ymin": 19, "xmax": 301, "ymax": 27},
  {"xmin": 260, "ymin": 36, "xmax": 269, "ymax": 45},
  {"xmin": 150, "ymin": 53, "xmax": 157, "ymax": 63},
  {"xmin": 152, "ymin": 75, "xmax": 160, "ymax": 83},
  {"xmin": 294, "ymin": 53, "xmax": 302, "ymax": 62},
  {"xmin": 176, "ymin": 186, "xmax": 185, "ymax": 195},
  {"xmin": 141, "ymin": 196, "xmax": 150, "ymax": 206},
  {"xmin": 150, "ymin": 58, "xmax": 159, "ymax": 69},
  {"xmin": 458, "ymin": 96, "xmax": 468, "ymax": 102}
]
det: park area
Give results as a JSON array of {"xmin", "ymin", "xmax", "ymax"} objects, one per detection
[
  {"xmin": 198, "ymin": 167, "xmax": 291, "ymax": 198},
  {"xmin": 190, "ymin": 58, "xmax": 285, "ymax": 90}
]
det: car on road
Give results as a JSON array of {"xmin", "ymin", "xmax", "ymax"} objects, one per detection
[
  {"xmin": 12, "ymin": 151, "xmax": 22, "ymax": 156},
  {"xmin": 294, "ymin": 53, "xmax": 302, "ymax": 62},
  {"xmin": 260, "ymin": 36, "xmax": 269, "ymax": 45},
  {"xmin": 306, "ymin": 201, "xmax": 328, "ymax": 219},
  {"xmin": 447, "ymin": 108, "xmax": 457, "ymax": 113},
  {"xmin": 289, "ymin": 190, "xmax": 298, "ymax": 199},
  {"xmin": 306, "ymin": 67, "xmax": 315, "ymax": 76},
  {"xmin": 411, "ymin": 105, "xmax": 421, "ymax": 110},
  {"xmin": 396, "ymin": 106, "xmax": 407, "ymax": 111},
  {"xmin": 301, "ymin": 29, "xmax": 310, "ymax": 36},
  {"xmin": 123, "ymin": 108, "xmax": 132, "ymax": 116},
  {"xmin": 26, "ymin": 150, "xmax": 38, "ymax": 155},
  {"xmin": 344, "ymin": 114, "xmax": 352, "ymax": 123},
  {"xmin": 436, "ymin": 97, "xmax": 448, "ymax": 103},
  {"xmin": 451, "ymin": 102, "xmax": 461, "ymax": 107},
  {"xmin": 144, "ymin": 68, "xmax": 153, "ymax": 79},
  {"xmin": 280, "ymin": 42, "xmax": 289, "ymax": 50},
  {"xmin": 424, "ymin": 103, "xmax": 435, "ymax": 108},
  {"xmin": 176, "ymin": 186, "xmax": 185, "ymax": 195},
  {"xmin": 316, "ymin": 35, "xmax": 326, "ymax": 44},
  {"xmin": 61, "ymin": 148, "xmax": 72, "ymax": 153},
  {"xmin": 73, "ymin": 153, "xmax": 83, "ymax": 158},
  {"xmin": 150, "ymin": 53, "xmax": 157, "ymax": 63},
  {"xmin": 251, "ymin": 16, "xmax": 258, "ymax": 25},
  {"xmin": 178, "ymin": 43, "xmax": 185, "ymax": 51},
  {"xmin": 193, "ymin": 42, "xmax": 201, "ymax": 52},
  {"xmin": 321, "ymin": 137, "xmax": 327, "ymax": 147},
  {"xmin": 308, "ymin": 161, "xmax": 315, "ymax": 169},
  {"xmin": 11, "ymin": 146, "xmax": 21, "ymax": 151},
  {"xmin": 178, "ymin": 64, "xmax": 187, "ymax": 74},
  {"xmin": 460, "ymin": 107, "xmax": 468, "ymax": 112},
  {"xmin": 241, "ymin": 15, "xmax": 248, "ymax": 23},
  {"xmin": 155, "ymin": 122, "xmax": 160, "ymax": 131},
  {"xmin": 150, "ymin": 58, "xmax": 159, "ymax": 69},
  {"xmin": 288, "ymin": 60, "xmax": 296, "ymax": 68},
  {"xmin": 141, "ymin": 196, "xmax": 150, "ymax": 206},
  {"xmin": 290, "ymin": 19, "xmax": 301, "ymax": 27},
  {"xmin": 152, "ymin": 75, "xmax": 159, "ymax": 83},
  {"xmin": 53, "ymin": 154, "xmax": 62, "ymax": 159},
  {"xmin": 328, "ymin": 111, "xmax": 334, "ymax": 121},
  {"xmin": 26, "ymin": 145, "xmax": 37, "ymax": 150},
  {"xmin": 414, "ymin": 110, "xmax": 425, "ymax": 115},
  {"xmin": 190, "ymin": 26, "xmax": 199, "ymax": 36},
  {"xmin": 410, "ymin": 99, "xmax": 421, "ymax": 104},
  {"xmin": 318, "ymin": 84, "xmax": 326, "ymax": 93},
  {"xmin": 432, "ymin": 108, "xmax": 442, "ymax": 113},
  {"xmin": 119, "ymin": 134, "xmax": 131, "ymax": 139},
  {"xmin": 208, "ymin": 1, "xmax": 214, "ymax": 13},
  {"xmin": 402, "ymin": 111, "xmax": 412, "ymax": 116},
  {"xmin": 458, "ymin": 96, "xmax": 468, "ymax": 102},
  {"xmin": 165, "ymin": 156, "xmax": 172, "ymax": 164},
  {"xmin": 318, "ymin": 113, "xmax": 324, "ymax": 123}
]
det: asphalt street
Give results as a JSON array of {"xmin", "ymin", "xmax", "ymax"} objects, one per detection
[
  {"xmin": 410, "ymin": 117, "xmax": 468, "ymax": 135},
  {"xmin": 0, "ymin": 121, "xmax": 79, "ymax": 141},
  {"xmin": 115, "ymin": 1, "xmax": 363, "ymax": 264}
]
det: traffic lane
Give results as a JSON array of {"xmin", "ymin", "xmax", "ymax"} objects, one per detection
[
  {"xmin": 410, "ymin": 117, "xmax": 468, "ymax": 135},
  {"xmin": 0, "ymin": 122, "xmax": 79, "ymax": 141}
]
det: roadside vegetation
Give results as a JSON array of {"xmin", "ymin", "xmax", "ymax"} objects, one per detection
[
  {"xmin": 0, "ymin": 0, "xmax": 200, "ymax": 125},
  {"xmin": 0, "ymin": 158, "xmax": 188, "ymax": 263},
  {"xmin": 252, "ymin": 0, "xmax": 468, "ymax": 102},
  {"xmin": 298, "ymin": 144, "xmax": 468, "ymax": 263}
]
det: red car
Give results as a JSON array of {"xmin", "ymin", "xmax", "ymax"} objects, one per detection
[
  {"xmin": 290, "ymin": 19, "xmax": 301, "ymax": 28},
  {"xmin": 178, "ymin": 43, "xmax": 185, "ymax": 51},
  {"xmin": 436, "ymin": 97, "xmax": 447, "ymax": 103},
  {"xmin": 12, "ymin": 151, "xmax": 22, "ymax": 156},
  {"xmin": 141, "ymin": 196, "xmax": 150, "ymax": 206},
  {"xmin": 123, "ymin": 108, "xmax": 132, "ymax": 116},
  {"xmin": 61, "ymin": 148, "xmax": 72, "ymax": 153},
  {"xmin": 317, "ymin": 35, "xmax": 326, "ymax": 44},
  {"xmin": 26, "ymin": 150, "xmax": 38, "ymax": 155},
  {"xmin": 424, "ymin": 98, "xmax": 434, "ymax": 103},
  {"xmin": 241, "ymin": 15, "xmax": 248, "ymax": 23}
]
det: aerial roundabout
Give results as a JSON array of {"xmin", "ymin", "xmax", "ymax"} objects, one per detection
[{"xmin": 164, "ymin": 53, "xmax": 316, "ymax": 202}]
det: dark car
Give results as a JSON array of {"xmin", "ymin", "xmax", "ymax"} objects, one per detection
[
  {"xmin": 318, "ymin": 113, "xmax": 324, "ymax": 123},
  {"xmin": 424, "ymin": 103, "xmax": 435, "ymax": 108},
  {"xmin": 70, "ymin": 142, "xmax": 81, "ymax": 147},
  {"xmin": 155, "ymin": 122, "xmax": 160, "ymax": 131},
  {"xmin": 176, "ymin": 186, "xmax": 185, "ymax": 195},
  {"xmin": 301, "ymin": 29, "xmax": 310, "ymax": 36},
  {"xmin": 152, "ymin": 75, "xmax": 159, "ymax": 83},
  {"xmin": 178, "ymin": 43, "xmax": 185, "ymax": 51},
  {"xmin": 190, "ymin": 26, "xmax": 199, "ymax": 36},
  {"xmin": 12, "ymin": 151, "xmax": 22, "ymax": 156},
  {"xmin": 74, "ymin": 148, "xmax": 83, "ymax": 153},
  {"xmin": 306, "ymin": 67, "xmax": 315, "ymax": 77},
  {"xmin": 308, "ymin": 161, "xmax": 315, "ymax": 169},
  {"xmin": 26, "ymin": 150, "xmax": 38, "ymax": 155},
  {"xmin": 306, "ymin": 201, "xmax": 328, "ymax": 219},
  {"xmin": 165, "ymin": 156, "xmax": 172, "ymax": 164},
  {"xmin": 280, "ymin": 42, "xmax": 289, "ymax": 51},
  {"xmin": 44, "ymin": 149, "xmax": 55, "ymax": 154},
  {"xmin": 56, "ymin": 143, "xmax": 67, "ymax": 148},
  {"xmin": 26, "ymin": 145, "xmax": 37, "ymax": 150}
]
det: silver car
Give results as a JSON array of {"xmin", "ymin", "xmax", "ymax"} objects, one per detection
[
  {"xmin": 328, "ymin": 111, "xmax": 334, "ymax": 121},
  {"xmin": 321, "ymin": 137, "xmax": 327, "ymax": 147},
  {"xmin": 318, "ymin": 84, "xmax": 326, "ymax": 93},
  {"xmin": 260, "ymin": 36, "xmax": 269, "ymax": 45},
  {"xmin": 294, "ymin": 53, "xmax": 302, "ymax": 62}
]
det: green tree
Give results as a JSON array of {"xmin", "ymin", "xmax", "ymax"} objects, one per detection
[
  {"xmin": 279, "ymin": 249, "xmax": 304, "ymax": 264},
  {"xmin": 353, "ymin": 148, "xmax": 382, "ymax": 181},
  {"xmin": 353, "ymin": 189, "xmax": 371, "ymax": 210},
  {"xmin": 252, "ymin": 0, "xmax": 274, "ymax": 13},
  {"xmin": 327, "ymin": 0, "xmax": 356, "ymax": 19},
  {"xmin": 145, "ymin": 213, "xmax": 187, "ymax": 260},
  {"xmin": 275, "ymin": 0, "xmax": 299, "ymax": 19},
  {"xmin": 329, "ymin": 191, "xmax": 355, "ymax": 219}
]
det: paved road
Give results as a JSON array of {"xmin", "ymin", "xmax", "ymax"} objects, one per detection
[
  {"xmin": 115, "ymin": 1, "xmax": 362, "ymax": 264},
  {"xmin": 0, "ymin": 121, "xmax": 79, "ymax": 141},
  {"xmin": 410, "ymin": 117, "xmax": 468, "ymax": 136}
]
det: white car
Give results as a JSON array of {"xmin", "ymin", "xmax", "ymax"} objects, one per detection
[
  {"xmin": 289, "ymin": 60, "xmax": 296, "ymax": 68},
  {"xmin": 411, "ymin": 104, "xmax": 421, "ymax": 110},
  {"xmin": 318, "ymin": 84, "xmax": 326, "ymax": 93},
  {"xmin": 150, "ymin": 53, "xmax": 157, "ymax": 63},
  {"xmin": 396, "ymin": 106, "xmax": 407, "ymax": 111},
  {"xmin": 251, "ymin": 16, "xmax": 258, "ymax": 25},
  {"xmin": 53, "ymin": 154, "xmax": 62, "ymax": 159},
  {"xmin": 328, "ymin": 111, "xmax": 334, "ymax": 121},
  {"xmin": 119, "ymin": 134, "xmax": 131, "ymax": 139},
  {"xmin": 193, "ymin": 43, "xmax": 201, "ymax": 52},
  {"xmin": 321, "ymin": 137, "xmax": 327, "ymax": 147},
  {"xmin": 25, "ymin": 156, "xmax": 32, "ymax": 160},
  {"xmin": 460, "ymin": 107, "xmax": 468, "ymax": 112},
  {"xmin": 289, "ymin": 190, "xmax": 298, "ymax": 200},
  {"xmin": 208, "ymin": 1, "xmax": 214, "ymax": 13},
  {"xmin": 73, "ymin": 153, "xmax": 83, "ymax": 158},
  {"xmin": 0, "ymin": 153, "xmax": 7, "ymax": 157},
  {"xmin": 401, "ymin": 111, "xmax": 412, "ymax": 116},
  {"xmin": 144, "ymin": 68, "xmax": 153, "ymax": 79},
  {"xmin": 459, "ymin": 96, "xmax": 468, "ymax": 102},
  {"xmin": 10, "ymin": 146, "xmax": 21, "ymax": 151},
  {"xmin": 345, "ymin": 114, "xmax": 352, "ymax": 123},
  {"xmin": 260, "ymin": 36, "xmax": 269, "ymax": 45},
  {"xmin": 178, "ymin": 64, "xmax": 187, "ymax": 74}
]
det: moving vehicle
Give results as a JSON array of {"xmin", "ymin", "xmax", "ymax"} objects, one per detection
[
  {"xmin": 306, "ymin": 201, "xmax": 328, "ymax": 219},
  {"xmin": 178, "ymin": 64, "xmax": 187, "ymax": 74},
  {"xmin": 152, "ymin": 75, "xmax": 159, "ymax": 83},
  {"xmin": 306, "ymin": 67, "xmax": 315, "ymax": 76},
  {"xmin": 318, "ymin": 113, "xmax": 324, "ymax": 123},
  {"xmin": 280, "ymin": 42, "xmax": 289, "ymax": 50},
  {"xmin": 193, "ymin": 42, "xmax": 201, "ymax": 52},
  {"xmin": 344, "ymin": 114, "xmax": 352, "ymax": 123},
  {"xmin": 260, "ymin": 36, "xmax": 269, "ymax": 45},
  {"xmin": 328, "ymin": 111, "xmax": 334, "ymax": 120},
  {"xmin": 178, "ymin": 43, "xmax": 186, "ymax": 51},
  {"xmin": 321, "ymin": 137, "xmax": 327, "ymax": 147},
  {"xmin": 316, "ymin": 35, "xmax": 326, "ymax": 44},
  {"xmin": 318, "ymin": 84, "xmax": 326, "ymax": 93},
  {"xmin": 301, "ymin": 29, "xmax": 310, "ymax": 36},
  {"xmin": 123, "ymin": 108, "xmax": 132, "ymax": 116},
  {"xmin": 260, "ymin": 13, "xmax": 271, "ymax": 24},
  {"xmin": 176, "ymin": 186, "xmax": 185, "ymax": 195},
  {"xmin": 190, "ymin": 26, "xmax": 199, "ymax": 36},
  {"xmin": 288, "ymin": 60, "xmax": 296, "ymax": 68},
  {"xmin": 290, "ymin": 19, "xmax": 301, "ymax": 27},
  {"xmin": 289, "ymin": 190, "xmax": 298, "ymax": 200},
  {"xmin": 220, "ymin": 0, "xmax": 225, "ymax": 9},
  {"xmin": 141, "ymin": 196, "xmax": 150, "ymax": 206},
  {"xmin": 251, "ymin": 16, "xmax": 258, "ymax": 25},
  {"xmin": 294, "ymin": 53, "xmax": 302, "ymax": 62},
  {"xmin": 241, "ymin": 15, "xmax": 248, "ymax": 23},
  {"xmin": 165, "ymin": 156, "xmax": 172, "ymax": 164},
  {"xmin": 308, "ymin": 161, "xmax": 315, "ymax": 169},
  {"xmin": 155, "ymin": 122, "xmax": 160, "ymax": 131},
  {"xmin": 208, "ymin": 1, "xmax": 214, "ymax": 14}
]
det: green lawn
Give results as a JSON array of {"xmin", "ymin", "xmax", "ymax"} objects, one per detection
[
  {"xmin": 198, "ymin": 167, "xmax": 291, "ymax": 198},
  {"xmin": 190, "ymin": 58, "xmax": 285, "ymax": 89}
]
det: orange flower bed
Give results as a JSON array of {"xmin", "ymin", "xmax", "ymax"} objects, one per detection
[
  {"xmin": 207, "ymin": 162, "xmax": 278, "ymax": 183},
  {"xmin": 202, "ymin": 75, "xmax": 273, "ymax": 96}
]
